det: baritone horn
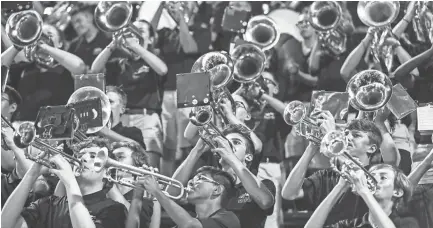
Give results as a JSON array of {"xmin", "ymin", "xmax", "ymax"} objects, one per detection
[
  {"xmin": 95, "ymin": 1, "xmax": 144, "ymax": 56},
  {"xmin": 283, "ymin": 100, "xmax": 324, "ymax": 145},
  {"xmin": 357, "ymin": 1, "xmax": 400, "ymax": 71},
  {"xmin": 231, "ymin": 43, "xmax": 267, "ymax": 83},
  {"xmin": 320, "ymin": 130, "xmax": 378, "ymax": 193},
  {"xmin": 309, "ymin": 1, "xmax": 347, "ymax": 56},
  {"xmin": 243, "ymin": 15, "xmax": 280, "ymax": 51},
  {"xmin": 94, "ymin": 149, "xmax": 187, "ymax": 200},
  {"xmin": 346, "ymin": 69, "xmax": 393, "ymax": 112},
  {"xmin": 11, "ymin": 121, "xmax": 82, "ymax": 169}
]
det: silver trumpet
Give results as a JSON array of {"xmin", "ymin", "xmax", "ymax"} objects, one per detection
[
  {"xmin": 95, "ymin": 1, "xmax": 144, "ymax": 56},
  {"xmin": 6, "ymin": 10, "xmax": 56, "ymax": 68},
  {"xmin": 346, "ymin": 69, "xmax": 393, "ymax": 114},
  {"xmin": 358, "ymin": 1, "xmax": 400, "ymax": 72},
  {"xmin": 321, "ymin": 130, "xmax": 378, "ymax": 193},
  {"xmin": 189, "ymin": 106, "xmax": 227, "ymax": 149},
  {"xmin": 309, "ymin": 1, "xmax": 347, "ymax": 56},
  {"xmin": 94, "ymin": 149, "xmax": 187, "ymax": 200},
  {"xmin": 283, "ymin": 101, "xmax": 324, "ymax": 145}
]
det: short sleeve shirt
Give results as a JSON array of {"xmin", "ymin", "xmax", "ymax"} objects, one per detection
[
  {"xmin": 295, "ymin": 168, "xmax": 369, "ymax": 225},
  {"xmin": 21, "ymin": 190, "xmax": 127, "ymax": 228},
  {"xmin": 68, "ymin": 31, "xmax": 112, "ymax": 68},
  {"xmin": 111, "ymin": 122, "xmax": 146, "ymax": 150},
  {"xmin": 226, "ymin": 179, "xmax": 276, "ymax": 228},
  {"xmin": 325, "ymin": 212, "xmax": 420, "ymax": 228},
  {"xmin": 173, "ymin": 209, "xmax": 241, "ymax": 228}
]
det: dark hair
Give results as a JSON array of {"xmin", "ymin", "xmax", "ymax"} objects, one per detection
[
  {"xmin": 369, "ymin": 164, "xmax": 413, "ymax": 210},
  {"xmin": 106, "ymin": 85, "xmax": 127, "ymax": 109},
  {"xmin": 43, "ymin": 23, "xmax": 66, "ymax": 50},
  {"xmin": 346, "ymin": 119, "xmax": 383, "ymax": 151},
  {"xmin": 70, "ymin": 136, "xmax": 111, "ymax": 154},
  {"xmin": 111, "ymin": 141, "xmax": 149, "ymax": 167},
  {"xmin": 222, "ymin": 124, "xmax": 255, "ymax": 167},
  {"xmin": 70, "ymin": 4, "xmax": 95, "ymax": 17},
  {"xmin": 196, "ymin": 166, "xmax": 235, "ymax": 207},
  {"xmin": 3, "ymin": 85, "xmax": 22, "ymax": 105},
  {"xmin": 135, "ymin": 19, "xmax": 155, "ymax": 39}
]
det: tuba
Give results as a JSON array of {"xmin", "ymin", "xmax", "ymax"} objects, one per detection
[
  {"xmin": 231, "ymin": 43, "xmax": 267, "ymax": 83},
  {"xmin": 309, "ymin": 1, "xmax": 347, "ymax": 56},
  {"xmin": 321, "ymin": 130, "xmax": 378, "ymax": 193},
  {"xmin": 66, "ymin": 86, "xmax": 111, "ymax": 146},
  {"xmin": 283, "ymin": 100, "xmax": 324, "ymax": 145},
  {"xmin": 243, "ymin": 15, "xmax": 280, "ymax": 51},
  {"xmin": 346, "ymin": 69, "xmax": 393, "ymax": 113},
  {"xmin": 358, "ymin": 1, "xmax": 400, "ymax": 72},
  {"xmin": 95, "ymin": 1, "xmax": 144, "ymax": 57},
  {"xmin": 6, "ymin": 10, "xmax": 56, "ymax": 68},
  {"xmin": 191, "ymin": 51, "xmax": 236, "ymax": 123}
]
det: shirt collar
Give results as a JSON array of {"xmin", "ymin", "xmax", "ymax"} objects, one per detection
[{"xmin": 83, "ymin": 189, "xmax": 107, "ymax": 205}]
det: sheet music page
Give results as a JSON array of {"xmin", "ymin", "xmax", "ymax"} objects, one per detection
[{"xmin": 417, "ymin": 105, "xmax": 433, "ymax": 131}]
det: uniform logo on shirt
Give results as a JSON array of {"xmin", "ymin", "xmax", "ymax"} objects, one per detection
[
  {"xmin": 93, "ymin": 47, "xmax": 103, "ymax": 56},
  {"xmin": 237, "ymin": 192, "xmax": 252, "ymax": 204},
  {"xmin": 263, "ymin": 112, "xmax": 275, "ymax": 120},
  {"xmin": 132, "ymin": 65, "xmax": 150, "ymax": 79}
]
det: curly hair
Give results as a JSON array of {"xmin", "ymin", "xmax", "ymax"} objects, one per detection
[
  {"xmin": 346, "ymin": 119, "xmax": 383, "ymax": 152},
  {"xmin": 111, "ymin": 141, "xmax": 149, "ymax": 167},
  {"xmin": 70, "ymin": 136, "xmax": 111, "ymax": 154}
]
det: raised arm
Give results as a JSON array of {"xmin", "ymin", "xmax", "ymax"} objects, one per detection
[
  {"xmin": 340, "ymin": 31, "xmax": 374, "ymax": 81},
  {"xmin": 408, "ymin": 146, "xmax": 433, "ymax": 185},
  {"xmin": 125, "ymin": 38, "xmax": 167, "ymax": 76},
  {"xmin": 39, "ymin": 44, "xmax": 86, "ymax": 75},
  {"xmin": 373, "ymin": 109, "xmax": 401, "ymax": 166},
  {"xmin": 90, "ymin": 41, "xmax": 116, "ymax": 73},
  {"xmin": 392, "ymin": 1, "xmax": 417, "ymax": 38}
]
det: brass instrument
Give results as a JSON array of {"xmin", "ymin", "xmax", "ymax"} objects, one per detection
[
  {"xmin": 6, "ymin": 10, "xmax": 56, "ymax": 68},
  {"xmin": 94, "ymin": 149, "xmax": 187, "ymax": 200},
  {"xmin": 44, "ymin": 2, "xmax": 76, "ymax": 31},
  {"xmin": 189, "ymin": 106, "xmax": 227, "ymax": 149},
  {"xmin": 243, "ymin": 15, "xmax": 280, "ymax": 51},
  {"xmin": 309, "ymin": 1, "xmax": 347, "ymax": 56},
  {"xmin": 231, "ymin": 43, "xmax": 267, "ymax": 83},
  {"xmin": 11, "ymin": 121, "xmax": 82, "ymax": 169},
  {"xmin": 346, "ymin": 70, "xmax": 393, "ymax": 112},
  {"xmin": 95, "ymin": 1, "xmax": 144, "ymax": 57},
  {"xmin": 66, "ymin": 86, "xmax": 112, "ymax": 144},
  {"xmin": 412, "ymin": 1, "xmax": 432, "ymax": 44},
  {"xmin": 283, "ymin": 100, "xmax": 323, "ymax": 145},
  {"xmin": 321, "ymin": 130, "xmax": 378, "ymax": 193},
  {"xmin": 191, "ymin": 51, "xmax": 236, "ymax": 122},
  {"xmin": 358, "ymin": 1, "xmax": 400, "ymax": 71},
  {"xmin": 164, "ymin": 1, "xmax": 194, "ymax": 24}
]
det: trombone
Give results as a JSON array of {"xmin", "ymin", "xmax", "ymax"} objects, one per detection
[
  {"xmin": 320, "ymin": 130, "xmax": 378, "ymax": 193},
  {"xmin": 94, "ymin": 149, "xmax": 187, "ymax": 200}
]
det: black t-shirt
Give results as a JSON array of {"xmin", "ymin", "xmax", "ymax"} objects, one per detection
[
  {"xmin": 13, "ymin": 63, "xmax": 74, "ymax": 121},
  {"xmin": 172, "ymin": 208, "xmax": 241, "ymax": 228},
  {"xmin": 325, "ymin": 212, "xmax": 420, "ymax": 228},
  {"xmin": 157, "ymin": 28, "xmax": 201, "ymax": 91},
  {"xmin": 106, "ymin": 58, "xmax": 163, "ymax": 110},
  {"xmin": 111, "ymin": 123, "xmax": 146, "ymax": 150},
  {"xmin": 21, "ymin": 190, "xmax": 127, "ymax": 228},
  {"xmin": 68, "ymin": 31, "xmax": 112, "ymax": 67},
  {"xmin": 226, "ymin": 179, "xmax": 276, "ymax": 228},
  {"xmin": 123, "ymin": 190, "xmax": 153, "ymax": 228},
  {"xmin": 295, "ymin": 168, "xmax": 370, "ymax": 225}
]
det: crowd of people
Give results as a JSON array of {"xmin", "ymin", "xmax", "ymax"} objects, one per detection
[{"xmin": 1, "ymin": 1, "xmax": 433, "ymax": 228}]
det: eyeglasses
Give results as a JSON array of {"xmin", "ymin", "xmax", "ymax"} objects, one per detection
[
  {"xmin": 263, "ymin": 78, "xmax": 277, "ymax": 87},
  {"xmin": 296, "ymin": 20, "xmax": 310, "ymax": 29},
  {"xmin": 192, "ymin": 174, "xmax": 220, "ymax": 186}
]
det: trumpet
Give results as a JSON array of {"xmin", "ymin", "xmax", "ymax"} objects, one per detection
[
  {"xmin": 10, "ymin": 120, "xmax": 82, "ymax": 169},
  {"xmin": 231, "ymin": 43, "xmax": 267, "ymax": 83},
  {"xmin": 412, "ymin": 1, "xmax": 432, "ymax": 44},
  {"xmin": 243, "ymin": 15, "xmax": 280, "ymax": 51},
  {"xmin": 283, "ymin": 101, "xmax": 324, "ymax": 145},
  {"xmin": 346, "ymin": 69, "xmax": 393, "ymax": 113},
  {"xmin": 66, "ymin": 86, "xmax": 112, "ymax": 145},
  {"xmin": 164, "ymin": 1, "xmax": 194, "ymax": 24},
  {"xmin": 6, "ymin": 10, "xmax": 56, "ymax": 68},
  {"xmin": 320, "ymin": 130, "xmax": 378, "ymax": 193},
  {"xmin": 95, "ymin": 1, "xmax": 144, "ymax": 57},
  {"xmin": 94, "ymin": 149, "xmax": 187, "ymax": 200},
  {"xmin": 358, "ymin": 1, "xmax": 400, "ymax": 72},
  {"xmin": 309, "ymin": 1, "xmax": 347, "ymax": 56},
  {"xmin": 191, "ymin": 51, "xmax": 237, "ymax": 121}
]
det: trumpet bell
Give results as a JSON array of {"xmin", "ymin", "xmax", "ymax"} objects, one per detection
[
  {"xmin": 243, "ymin": 15, "xmax": 280, "ymax": 50},
  {"xmin": 320, "ymin": 130, "xmax": 347, "ymax": 157},
  {"xmin": 24, "ymin": 33, "xmax": 56, "ymax": 68},
  {"xmin": 309, "ymin": 1, "xmax": 342, "ymax": 32},
  {"xmin": 191, "ymin": 52, "xmax": 234, "ymax": 89},
  {"xmin": 95, "ymin": 1, "xmax": 133, "ymax": 32},
  {"xmin": 190, "ymin": 106, "xmax": 213, "ymax": 126},
  {"xmin": 283, "ymin": 101, "xmax": 307, "ymax": 125},
  {"xmin": 13, "ymin": 121, "xmax": 37, "ymax": 148},
  {"xmin": 231, "ymin": 44, "xmax": 266, "ymax": 83},
  {"xmin": 357, "ymin": 1, "xmax": 400, "ymax": 28},
  {"xmin": 346, "ymin": 70, "xmax": 393, "ymax": 112},
  {"xmin": 67, "ymin": 86, "xmax": 111, "ymax": 134},
  {"xmin": 6, "ymin": 10, "xmax": 43, "ymax": 47}
]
